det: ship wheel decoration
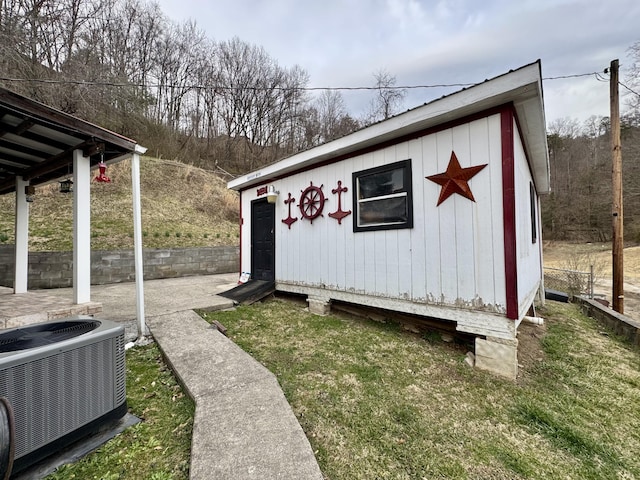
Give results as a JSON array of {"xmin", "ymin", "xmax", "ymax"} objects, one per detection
[
  {"xmin": 281, "ymin": 193, "xmax": 298, "ymax": 229},
  {"xmin": 298, "ymin": 181, "xmax": 326, "ymax": 223}
]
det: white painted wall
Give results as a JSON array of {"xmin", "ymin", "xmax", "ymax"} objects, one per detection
[
  {"xmin": 240, "ymin": 114, "xmax": 511, "ymax": 314},
  {"xmin": 514, "ymin": 120, "xmax": 543, "ymax": 318}
]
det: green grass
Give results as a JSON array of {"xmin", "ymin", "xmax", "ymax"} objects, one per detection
[
  {"xmin": 0, "ymin": 157, "xmax": 239, "ymax": 252},
  {"xmin": 199, "ymin": 298, "xmax": 640, "ymax": 480},
  {"xmin": 45, "ymin": 344, "xmax": 194, "ymax": 480},
  {"xmin": 39, "ymin": 299, "xmax": 640, "ymax": 479}
]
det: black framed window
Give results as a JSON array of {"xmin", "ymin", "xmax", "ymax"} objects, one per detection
[{"xmin": 352, "ymin": 159, "xmax": 413, "ymax": 232}]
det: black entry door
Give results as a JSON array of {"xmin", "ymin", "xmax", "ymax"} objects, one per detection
[{"xmin": 251, "ymin": 199, "xmax": 275, "ymax": 281}]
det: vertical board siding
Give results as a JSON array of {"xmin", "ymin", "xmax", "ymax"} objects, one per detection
[
  {"xmin": 242, "ymin": 113, "xmax": 509, "ymax": 313},
  {"xmin": 395, "ymin": 141, "xmax": 412, "ymax": 299},
  {"xmin": 435, "ymin": 129, "xmax": 458, "ymax": 304},
  {"xmin": 452, "ymin": 124, "xmax": 476, "ymax": 303},
  {"xmin": 420, "ymin": 134, "xmax": 441, "ymax": 302},
  {"xmin": 488, "ymin": 116, "xmax": 507, "ymax": 309},
  {"xmin": 514, "ymin": 119, "xmax": 542, "ymax": 317},
  {"xmin": 318, "ymin": 168, "xmax": 331, "ymax": 286}
]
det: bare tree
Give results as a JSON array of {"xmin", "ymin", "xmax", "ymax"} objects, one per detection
[
  {"xmin": 0, "ymin": 0, "xmax": 333, "ymax": 171},
  {"xmin": 212, "ymin": 37, "xmax": 309, "ymax": 170},
  {"xmin": 152, "ymin": 20, "xmax": 205, "ymax": 130},
  {"xmin": 303, "ymin": 90, "xmax": 361, "ymax": 146},
  {"xmin": 548, "ymin": 117, "xmax": 581, "ymax": 139},
  {"xmin": 625, "ymin": 41, "xmax": 640, "ymax": 113},
  {"xmin": 366, "ymin": 68, "xmax": 406, "ymax": 123}
]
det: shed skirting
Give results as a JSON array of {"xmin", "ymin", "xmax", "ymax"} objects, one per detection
[{"xmin": 276, "ymin": 282, "xmax": 516, "ymax": 340}]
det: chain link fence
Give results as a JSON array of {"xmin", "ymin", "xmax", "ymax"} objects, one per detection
[{"xmin": 544, "ymin": 266, "xmax": 594, "ymax": 298}]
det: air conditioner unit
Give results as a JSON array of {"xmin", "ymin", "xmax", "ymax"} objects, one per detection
[{"xmin": 0, "ymin": 316, "xmax": 126, "ymax": 476}]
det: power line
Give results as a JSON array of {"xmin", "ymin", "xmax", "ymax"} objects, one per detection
[
  {"xmin": 0, "ymin": 70, "xmax": 605, "ymax": 93},
  {"xmin": 619, "ymin": 80, "xmax": 640, "ymax": 97},
  {"xmin": 595, "ymin": 72, "xmax": 609, "ymax": 83},
  {"xmin": 0, "ymin": 76, "xmax": 475, "ymax": 91},
  {"xmin": 543, "ymin": 71, "xmax": 601, "ymax": 80}
]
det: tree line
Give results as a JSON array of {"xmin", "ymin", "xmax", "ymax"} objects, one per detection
[
  {"xmin": 0, "ymin": 0, "xmax": 406, "ymax": 174},
  {"xmin": 2, "ymin": 0, "xmax": 639, "ymax": 242},
  {"xmin": 541, "ymin": 42, "xmax": 640, "ymax": 243},
  {"xmin": 542, "ymin": 115, "xmax": 640, "ymax": 242}
]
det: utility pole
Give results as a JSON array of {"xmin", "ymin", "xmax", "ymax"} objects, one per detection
[{"xmin": 610, "ymin": 59, "xmax": 624, "ymax": 314}]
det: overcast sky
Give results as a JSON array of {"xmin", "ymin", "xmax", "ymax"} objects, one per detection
[{"xmin": 157, "ymin": 0, "xmax": 639, "ymax": 126}]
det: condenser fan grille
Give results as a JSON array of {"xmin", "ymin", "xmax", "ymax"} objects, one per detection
[{"xmin": 0, "ymin": 320, "xmax": 101, "ymax": 353}]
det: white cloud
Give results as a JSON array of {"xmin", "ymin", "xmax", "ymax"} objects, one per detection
[{"xmin": 156, "ymin": 0, "xmax": 640, "ymax": 123}]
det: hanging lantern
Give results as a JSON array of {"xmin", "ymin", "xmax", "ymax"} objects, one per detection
[
  {"xmin": 59, "ymin": 178, "xmax": 73, "ymax": 194},
  {"xmin": 25, "ymin": 185, "xmax": 35, "ymax": 203}
]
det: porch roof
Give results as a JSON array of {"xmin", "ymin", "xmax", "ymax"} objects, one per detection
[{"xmin": 0, "ymin": 87, "xmax": 143, "ymax": 195}]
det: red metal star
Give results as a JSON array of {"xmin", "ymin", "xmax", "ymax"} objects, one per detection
[{"xmin": 426, "ymin": 151, "xmax": 487, "ymax": 206}]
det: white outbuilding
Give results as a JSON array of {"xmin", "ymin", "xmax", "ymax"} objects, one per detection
[{"xmin": 228, "ymin": 61, "xmax": 549, "ymax": 379}]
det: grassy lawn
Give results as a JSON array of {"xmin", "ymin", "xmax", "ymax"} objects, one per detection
[
  {"xmin": 45, "ymin": 344, "xmax": 194, "ymax": 480},
  {"xmin": 200, "ymin": 297, "xmax": 640, "ymax": 480},
  {"xmin": 38, "ymin": 297, "xmax": 640, "ymax": 479}
]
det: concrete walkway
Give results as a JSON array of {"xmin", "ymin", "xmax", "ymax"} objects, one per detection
[
  {"xmin": 10, "ymin": 275, "xmax": 324, "ymax": 479},
  {"xmin": 149, "ymin": 310, "xmax": 324, "ymax": 480}
]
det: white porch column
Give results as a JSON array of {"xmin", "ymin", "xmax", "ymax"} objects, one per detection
[
  {"xmin": 14, "ymin": 177, "xmax": 30, "ymax": 294},
  {"xmin": 73, "ymin": 149, "xmax": 91, "ymax": 304},
  {"xmin": 131, "ymin": 148, "xmax": 147, "ymax": 337}
]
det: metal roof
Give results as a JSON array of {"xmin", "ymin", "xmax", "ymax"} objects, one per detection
[
  {"xmin": 229, "ymin": 60, "xmax": 550, "ymax": 194},
  {"xmin": 0, "ymin": 87, "xmax": 142, "ymax": 195}
]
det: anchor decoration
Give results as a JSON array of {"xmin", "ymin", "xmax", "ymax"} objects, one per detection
[
  {"xmin": 281, "ymin": 193, "xmax": 298, "ymax": 229},
  {"xmin": 328, "ymin": 180, "xmax": 351, "ymax": 224},
  {"xmin": 298, "ymin": 182, "xmax": 326, "ymax": 223}
]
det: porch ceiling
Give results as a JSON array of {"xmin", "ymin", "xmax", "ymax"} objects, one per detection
[{"xmin": 0, "ymin": 87, "xmax": 139, "ymax": 196}]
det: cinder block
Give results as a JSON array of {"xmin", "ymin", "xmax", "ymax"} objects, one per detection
[
  {"xmin": 70, "ymin": 305, "xmax": 89, "ymax": 315},
  {"xmin": 475, "ymin": 337, "xmax": 518, "ymax": 380},
  {"xmin": 48, "ymin": 308, "xmax": 73, "ymax": 320},
  {"xmin": 307, "ymin": 296, "xmax": 331, "ymax": 316},
  {"xmin": 41, "ymin": 270, "xmax": 62, "ymax": 280}
]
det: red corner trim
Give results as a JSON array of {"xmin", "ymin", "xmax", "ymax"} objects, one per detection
[
  {"xmin": 501, "ymin": 106, "xmax": 518, "ymax": 320},
  {"xmin": 238, "ymin": 191, "xmax": 243, "ymax": 275}
]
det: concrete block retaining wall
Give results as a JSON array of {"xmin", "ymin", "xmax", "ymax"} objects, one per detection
[
  {"xmin": 0, "ymin": 245, "xmax": 239, "ymax": 289},
  {"xmin": 573, "ymin": 296, "xmax": 640, "ymax": 346}
]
